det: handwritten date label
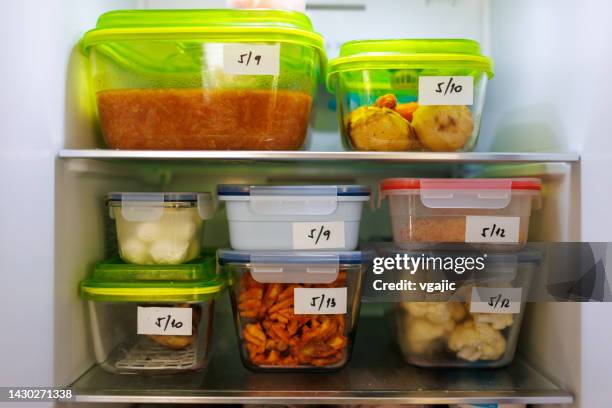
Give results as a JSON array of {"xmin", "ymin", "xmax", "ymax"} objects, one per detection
[
  {"xmin": 465, "ymin": 216, "xmax": 520, "ymax": 243},
  {"xmin": 418, "ymin": 76, "xmax": 474, "ymax": 106},
  {"xmin": 294, "ymin": 287, "xmax": 347, "ymax": 315},
  {"xmin": 470, "ymin": 287, "xmax": 523, "ymax": 314},
  {"xmin": 137, "ymin": 307, "xmax": 192, "ymax": 336},
  {"xmin": 292, "ymin": 221, "xmax": 346, "ymax": 249},
  {"xmin": 223, "ymin": 43, "xmax": 280, "ymax": 76}
]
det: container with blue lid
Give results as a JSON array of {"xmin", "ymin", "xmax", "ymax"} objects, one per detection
[
  {"xmin": 107, "ymin": 192, "xmax": 215, "ymax": 265},
  {"xmin": 218, "ymin": 185, "xmax": 371, "ymax": 251},
  {"xmin": 219, "ymin": 249, "xmax": 368, "ymax": 372}
]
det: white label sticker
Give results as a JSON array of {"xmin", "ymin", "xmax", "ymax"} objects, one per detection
[
  {"xmin": 137, "ymin": 307, "xmax": 192, "ymax": 336},
  {"xmin": 418, "ymin": 76, "xmax": 474, "ymax": 106},
  {"xmin": 223, "ymin": 43, "xmax": 280, "ymax": 76},
  {"xmin": 465, "ymin": 216, "xmax": 520, "ymax": 243},
  {"xmin": 294, "ymin": 287, "xmax": 347, "ymax": 315},
  {"xmin": 470, "ymin": 287, "xmax": 523, "ymax": 314},
  {"xmin": 292, "ymin": 221, "xmax": 346, "ymax": 249}
]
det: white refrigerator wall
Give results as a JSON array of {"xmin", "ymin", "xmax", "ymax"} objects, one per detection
[{"xmin": 0, "ymin": 1, "xmax": 610, "ymax": 407}]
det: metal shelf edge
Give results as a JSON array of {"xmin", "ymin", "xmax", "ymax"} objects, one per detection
[{"xmin": 58, "ymin": 149, "xmax": 580, "ymax": 163}]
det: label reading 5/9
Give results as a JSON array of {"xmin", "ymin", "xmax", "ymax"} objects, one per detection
[
  {"xmin": 137, "ymin": 306, "xmax": 192, "ymax": 336},
  {"xmin": 223, "ymin": 43, "xmax": 280, "ymax": 76},
  {"xmin": 294, "ymin": 287, "xmax": 347, "ymax": 315},
  {"xmin": 292, "ymin": 221, "xmax": 346, "ymax": 249},
  {"xmin": 418, "ymin": 76, "xmax": 474, "ymax": 106}
]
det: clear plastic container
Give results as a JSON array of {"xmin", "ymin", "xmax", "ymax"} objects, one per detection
[
  {"xmin": 326, "ymin": 39, "xmax": 493, "ymax": 152},
  {"xmin": 80, "ymin": 256, "xmax": 225, "ymax": 374},
  {"xmin": 379, "ymin": 178, "xmax": 541, "ymax": 251},
  {"xmin": 81, "ymin": 9, "xmax": 325, "ymax": 150},
  {"xmin": 217, "ymin": 185, "xmax": 371, "ymax": 251},
  {"xmin": 388, "ymin": 249, "xmax": 539, "ymax": 368},
  {"xmin": 218, "ymin": 250, "xmax": 367, "ymax": 371},
  {"xmin": 107, "ymin": 192, "xmax": 215, "ymax": 265}
]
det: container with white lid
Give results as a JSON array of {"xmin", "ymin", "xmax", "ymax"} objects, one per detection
[
  {"xmin": 379, "ymin": 178, "xmax": 541, "ymax": 250},
  {"xmin": 217, "ymin": 185, "xmax": 371, "ymax": 251},
  {"xmin": 108, "ymin": 192, "xmax": 215, "ymax": 265},
  {"xmin": 218, "ymin": 249, "xmax": 367, "ymax": 371}
]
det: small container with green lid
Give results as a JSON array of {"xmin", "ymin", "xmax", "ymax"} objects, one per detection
[
  {"xmin": 81, "ymin": 9, "xmax": 326, "ymax": 150},
  {"xmin": 80, "ymin": 255, "xmax": 224, "ymax": 374},
  {"xmin": 326, "ymin": 39, "xmax": 494, "ymax": 152}
]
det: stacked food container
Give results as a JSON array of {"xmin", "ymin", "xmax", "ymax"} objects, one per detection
[
  {"xmin": 217, "ymin": 185, "xmax": 371, "ymax": 370},
  {"xmin": 379, "ymin": 178, "xmax": 542, "ymax": 367},
  {"xmin": 80, "ymin": 192, "xmax": 224, "ymax": 373},
  {"xmin": 82, "ymin": 9, "xmax": 326, "ymax": 150}
]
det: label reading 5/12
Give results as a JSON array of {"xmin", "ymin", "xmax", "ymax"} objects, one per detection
[
  {"xmin": 294, "ymin": 287, "xmax": 347, "ymax": 315},
  {"xmin": 470, "ymin": 287, "xmax": 523, "ymax": 314},
  {"xmin": 465, "ymin": 216, "xmax": 520, "ymax": 243},
  {"xmin": 418, "ymin": 76, "xmax": 474, "ymax": 106},
  {"xmin": 137, "ymin": 306, "xmax": 192, "ymax": 336},
  {"xmin": 223, "ymin": 43, "xmax": 280, "ymax": 76},
  {"xmin": 292, "ymin": 221, "xmax": 346, "ymax": 249}
]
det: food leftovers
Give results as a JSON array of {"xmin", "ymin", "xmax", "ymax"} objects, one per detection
[
  {"xmin": 237, "ymin": 271, "xmax": 349, "ymax": 368},
  {"xmin": 97, "ymin": 88, "xmax": 312, "ymax": 150},
  {"xmin": 345, "ymin": 94, "xmax": 473, "ymax": 152}
]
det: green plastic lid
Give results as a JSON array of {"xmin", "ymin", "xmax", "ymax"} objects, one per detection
[
  {"xmin": 327, "ymin": 39, "xmax": 493, "ymax": 92},
  {"xmin": 81, "ymin": 9, "xmax": 325, "ymax": 56},
  {"xmin": 80, "ymin": 254, "xmax": 224, "ymax": 302}
]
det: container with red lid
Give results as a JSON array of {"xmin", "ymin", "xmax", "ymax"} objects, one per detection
[{"xmin": 379, "ymin": 178, "xmax": 542, "ymax": 250}]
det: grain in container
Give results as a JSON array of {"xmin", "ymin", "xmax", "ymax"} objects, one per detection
[{"xmin": 379, "ymin": 178, "xmax": 541, "ymax": 251}]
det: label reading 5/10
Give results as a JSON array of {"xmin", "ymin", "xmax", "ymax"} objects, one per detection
[
  {"xmin": 137, "ymin": 306, "xmax": 192, "ymax": 336},
  {"xmin": 465, "ymin": 216, "xmax": 520, "ymax": 243},
  {"xmin": 294, "ymin": 287, "xmax": 347, "ymax": 315},
  {"xmin": 223, "ymin": 43, "xmax": 280, "ymax": 76},
  {"xmin": 418, "ymin": 76, "xmax": 474, "ymax": 106},
  {"xmin": 292, "ymin": 221, "xmax": 346, "ymax": 250}
]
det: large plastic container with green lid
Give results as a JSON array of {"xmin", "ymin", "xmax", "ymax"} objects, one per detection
[
  {"xmin": 80, "ymin": 255, "xmax": 224, "ymax": 374},
  {"xmin": 326, "ymin": 39, "xmax": 494, "ymax": 152},
  {"xmin": 81, "ymin": 9, "xmax": 326, "ymax": 150}
]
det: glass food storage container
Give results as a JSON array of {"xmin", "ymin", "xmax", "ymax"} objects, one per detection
[
  {"xmin": 81, "ymin": 9, "xmax": 326, "ymax": 150},
  {"xmin": 108, "ymin": 192, "xmax": 215, "ymax": 265},
  {"xmin": 388, "ymin": 249, "xmax": 538, "ymax": 368},
  {"xmin": 219, "ymin": 250, "xmax": 367, "ymax": 371},
  {"xmin": 326, "ymin": 39, "xmax": 493, "ymax": 152},
  {"xmin": 217, "ymin": 185, "xmax": 371, "ymax": 251},
  {"xmin": 379, "ymin": 178, "xmax": 541, "ymax": 251},
  {"xmin": 80, "ymin": 256, "xmax": 225, "ymax": 374}
]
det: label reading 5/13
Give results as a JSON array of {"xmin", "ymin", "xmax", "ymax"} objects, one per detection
[
  {"xmin": 223, "ymin": 43, "xmax": 280, "ymax": 76},
  {"xmin": 418, "ymin": 76, "xmax": 474, "ymax": 106},
  {"xmin": 292, "ymin": 221, "xmax": 346, "ymax": 250},
  {"xmin": 470, "ymin": 287, "xmax": 523, "ymax": 314},
  {"xmin": 294, "ymin": 287, "xmax": 348, "ymax": 315},
  {"xmin": 465, "ymin": 216, "xmax": 520, "ymax": 243},
  {"xmin": 137, "ymin": 306, "xmax": 192, "ymax": 336}
]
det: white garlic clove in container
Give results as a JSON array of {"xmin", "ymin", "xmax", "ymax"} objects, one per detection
[
  {"xmin": 150, "ymin": 240, "xmax": 189, "ymax": 264},
  {"xmin": 120, "ymin": 238, "xmax": 150, "ymax": 264},
  {"xmin": 172, "ymin": 220, "xmax": 197, "ymax": 242},
  {"xmin": 135, "ymin": 222, "xmax": 162, "ymax": 243}
]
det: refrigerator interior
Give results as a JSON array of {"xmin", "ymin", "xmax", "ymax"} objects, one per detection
[{"xmin": 2, "ymin": 0, "xmax": 612, "ymax": 406}]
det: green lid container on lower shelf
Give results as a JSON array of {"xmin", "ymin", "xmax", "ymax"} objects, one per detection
[{"xmin": 80, "ymin": 252, "xmax": 224, "ymax": 302}]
